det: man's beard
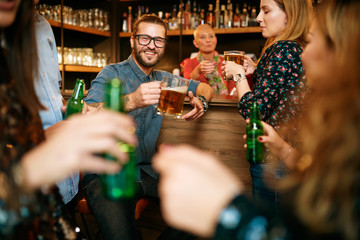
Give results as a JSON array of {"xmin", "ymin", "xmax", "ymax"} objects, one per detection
[{"xmin": 132, "ymin": 45, "xmax": 165, "ymax": 68}]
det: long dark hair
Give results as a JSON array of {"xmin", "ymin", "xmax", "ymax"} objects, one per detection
[{"xmin": 3, "ymin": 0, "xmax": 44, "ymax": 116}]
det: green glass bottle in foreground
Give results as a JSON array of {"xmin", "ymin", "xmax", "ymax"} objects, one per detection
[
  {"xmin": 64, "ymin": 79, "xmax": 84, "ymax": 119},
  {"xmin": 246, "ymin": 101, "xmax": 264, "ymax": 164},
  {"xmin": 101, "ymin": 78, "xmax": 136, "ymax": 200}
]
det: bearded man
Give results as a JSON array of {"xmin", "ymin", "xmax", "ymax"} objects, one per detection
[{"xmin": 82, "ymin": 14, "xmax": 213, "ymax": 240}]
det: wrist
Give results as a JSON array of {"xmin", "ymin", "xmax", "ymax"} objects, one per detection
[
  {"xmin": 233, "ymin": 73, "xmax": 247, "ymax": 85},
  {"xmin": 280, "ymin": 144, "xmax": 293, "ymax": 161},
  {"xmin": 197, "ymin": 95, "xmax": 209, "ymax": 112},
  {"xmin": 214, "ymin": 194, "xmax": 243, "ymax": 239},
  {"xmin": 16, "ymin": 160, "xmax": 37, "ymax": 192},
  {"xmin": 197, "ymin": 65, "xmax": 202, "ymax": 75}
]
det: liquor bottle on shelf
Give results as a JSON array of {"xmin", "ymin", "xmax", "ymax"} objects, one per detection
[
  {"xmin": 122, "ymin": 12, "xmax": 127, "ymax": 32},
  {"xmin": 64, "ymin": 79, "xmax": 84, "ymax": 119},
  {"xmin": 240, "ymin": 3, "xmax": 249, "ymax": 27},
  {"xmin": 214, "ymin": 0, "xmax": 220, "ymax": 29},
  {"xmin": 233, "ymin": 4, "xmax": 241, "ymax": 28},
  {"xmin": 169, "ymin": 4, "xmax": 178, "ymax": 30},
  {"xmin": 177, "ymin": 3, "xmax": 184, "ymax": 29},
  {"xmin": 101, "ymin": 78, "xmax": 137, "ymax": 200},
  {"xmin": 249, "ymin": 6, "xmax": 258, "ymax": 26},
  {"xmin": 183, "ymin": 1, "xmax": 191, "ymax": 29},
  {"xmin": 199, "ymin": 8, "xmax": 205, "ymax": 25},
  {"xmin": 164, "ymin": 12, "xmax": 171, "ymax": 27},
  {"xmin": 227, "ymin": 0, "xmax": 233, "ymax": 28},
  {"xmin": 158, "ymin": 11, "xmax": 164, "ymax": 19},
  {"xmin": 220, "ymin": 4, "xmax": 226, "ymax": 28},
  {"xmin": 136, "ymin": 5, "xmax": 142, "ymax": 20},
  {"xmin": 190, "ymin": 1, "xmax": 199, "ymax": 29},
  {"xmin": 206, "ymin": 4, "xmax": 214, "ymax": 27},
  {"xmin": 224, "ymin": 4, "xmax": 229, "ymax": 28},
  {"xmin": 127, "ymin": 6, "xmax": 133, "ymax": 32}
]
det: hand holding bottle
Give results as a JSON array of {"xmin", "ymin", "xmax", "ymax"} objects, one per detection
[
  {"xmin": 243, "ymin": 120, "xmax": 297, "ymax": 170},
  {"xmin": 246, "ymin": 101, "xmax": 264, "ymax": 164},
  {"xmin": 21, "ymin": 110, "xmax": 137, "ymax": 190}
]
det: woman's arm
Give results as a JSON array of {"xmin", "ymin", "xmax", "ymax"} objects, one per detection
[{"xmin": 238, "ymin": 42, "xmax": 306, "ymax": 123}]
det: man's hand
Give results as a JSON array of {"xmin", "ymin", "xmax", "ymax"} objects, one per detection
[
  {"xmin": 182, "ymin": 91, "xmax": 204, "ymax": 121},
  {"xmin": 125, "ymin": 82, "xmax": 161, "ymax": 112}
]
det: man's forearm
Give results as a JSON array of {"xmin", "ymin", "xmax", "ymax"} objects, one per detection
[
  {"xmin": 196, "ymin": 83, "xmax": 214, "ymax": 101},
  {"xmin": 124, "ymin": 93, "xmax": 138, "ymax": 112},
  {"xmin": 189, "ymin": 65, "xmax": 201, "ymax": 80},
  {"xmin": 88, "ymin": 102, "xmax": 105, "ymax": 109},
  {"xmin": 87, "ymin": 95, "xmax": 137, "ymax": 112}
]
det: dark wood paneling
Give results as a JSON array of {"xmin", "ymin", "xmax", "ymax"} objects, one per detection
[{"xmin": 157, "ymin": 102, "xmax": 252, "ymax": 195}]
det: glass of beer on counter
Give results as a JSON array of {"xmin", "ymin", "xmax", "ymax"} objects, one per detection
[
  {"xmin": 157, "ymin": 76, "xmax": 189, "ymax": 119},
  {"xmin": 224, "ymin": 50, "xmax": 245, "ymax": 65}
]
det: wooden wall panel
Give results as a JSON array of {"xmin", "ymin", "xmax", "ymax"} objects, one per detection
[{"xmin": 157, "ymin": 102, "xmax": 252, "ymax": 195}]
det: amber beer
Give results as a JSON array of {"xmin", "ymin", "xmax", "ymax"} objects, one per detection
[
  {"xmin": 224, "ymin": 50, "xmax": 245, "ymax": 65},
  {"xmin": 157, "ymin": 87, "xmax": 187, "ymax": 118},
  {"xmin": 156, "ymin": 76, "xmax": 189, "ymax": 119}
]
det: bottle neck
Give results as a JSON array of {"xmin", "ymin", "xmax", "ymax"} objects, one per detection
[
  {"xmin": 105, "ymin": 79, "xmax": 124, "ymax": 112},
  {"xmin": 71, "ymin": 80, "xmax": 84, "ymax": 100},
  {"xmin": 250, "ymin": 103, "xmax": 261, "ymax": 122}
]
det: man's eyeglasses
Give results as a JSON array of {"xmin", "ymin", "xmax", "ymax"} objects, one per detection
[{"xmin": 134, "ymin": 34, "xmax": 167, "ymax": 48}]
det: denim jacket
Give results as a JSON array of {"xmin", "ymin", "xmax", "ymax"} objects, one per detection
[{"xmin": 85, "ymin": 55, "xmax": 200, "ymax": 179}]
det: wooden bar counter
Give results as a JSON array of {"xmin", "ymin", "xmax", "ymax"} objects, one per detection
[{"xmin": 157, "ymin": 95, "xmax": 252, "ymax": 193}]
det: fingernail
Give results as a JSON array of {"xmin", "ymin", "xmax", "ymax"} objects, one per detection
[
  {"xmin": 127, "ymin": 126, "xmax": 136, "ymax": 134},
  {"xmin": 160, "ymin": 144, "xmax": 174, "ymax": 151},
  {"xmin": 258, "ymin": 137, "xmax": 263, "ymax": 141}
]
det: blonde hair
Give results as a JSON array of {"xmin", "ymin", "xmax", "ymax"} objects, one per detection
[
  {"xmin": 260, "ymin": 0, "xmax": 313, "ymax": 58},
  {"xmin": 285, "ymin": 0, "xmax": 360, "ymax": 238}
]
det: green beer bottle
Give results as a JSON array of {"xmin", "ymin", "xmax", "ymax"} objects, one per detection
[
  {"xmin": 64, "ymin": 79, "xmax": 84, "ymax": 119},
  {"xmin": 246, "ymin": 101, "xmax": 264, "ymax": 164},
  {"xmin": 101, "ymin": 78, "xmax": 136, "ymax": 200}
]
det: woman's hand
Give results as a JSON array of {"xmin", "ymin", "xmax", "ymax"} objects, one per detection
[
  {"xmin": 221, "ymin": 61, "xmax": 245, "ymax": 80},
  {"xmin": 244, "ymin": 120, "xmax": 297, "ymax": 169},
  {"xmin": 243, "ymin": 55, "xmax": 256, "ymax": 75},
  {"xmin": 21, "ymin": 110, "xmax": 138, "ymax": 190},
  {"xmin": 153, "ymin": 144, "xmax": 243, "ymax": 237},
  {"xmin": 198, "ymin": 60, "xmax": 215, "ymax": 75}
]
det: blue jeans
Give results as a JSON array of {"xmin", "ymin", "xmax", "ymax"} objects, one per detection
[
  {"xmin": 249, "ymin": 162, "xmax": 287, "ymax": 217},
  {"xmin": 82, "ymin": 170, "xmax": 197, "ymax": 240}
]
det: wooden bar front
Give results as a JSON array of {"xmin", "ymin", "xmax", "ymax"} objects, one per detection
[{"xmin": 157, "ymin": 95, "xmax": 252, "ymax": 194}]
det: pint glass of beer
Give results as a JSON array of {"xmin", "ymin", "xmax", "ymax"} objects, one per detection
[
  {"xmin": 157, "ymin": 76, "xmax": 189, "ymax": 119},
  {"xmin": 223, "ymin": 50, "xmax": 245, "ymax": 65}
]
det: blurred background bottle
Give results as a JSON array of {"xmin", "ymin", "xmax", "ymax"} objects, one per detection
[
  {"xmin": 64, "ymin": 78, "xmax": 84, "ymax": 119},
  {"xmin": 101, "ymin": 78, "xmax": 137, "ymax": 200},
  {"xmin": 127, "ymin": 6, "xmax": 133, "ymax": 32},
  {"xmin": 206, "ymin": 4, "xmax": 214, "ymax": 27},
  {"xmin": 246, "ymin": 101, "xmax": 264, "ymax": 164},
  {"xmin": 240, "ymin": 3, "xmax": 249, "ymax": 27}
]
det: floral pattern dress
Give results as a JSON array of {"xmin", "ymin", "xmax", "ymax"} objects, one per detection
[
  {"xmin": 238, "ymin": 40, "xmax": 308, "ymax": 130},
  {"xmin": 182, "ymin": 51, "xmax": 235, "ymax": 95}
]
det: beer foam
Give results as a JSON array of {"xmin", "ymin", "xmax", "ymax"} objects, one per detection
[{"xmin": 162, "ymin": 86, "xmax": 188, "ymax": 93}]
